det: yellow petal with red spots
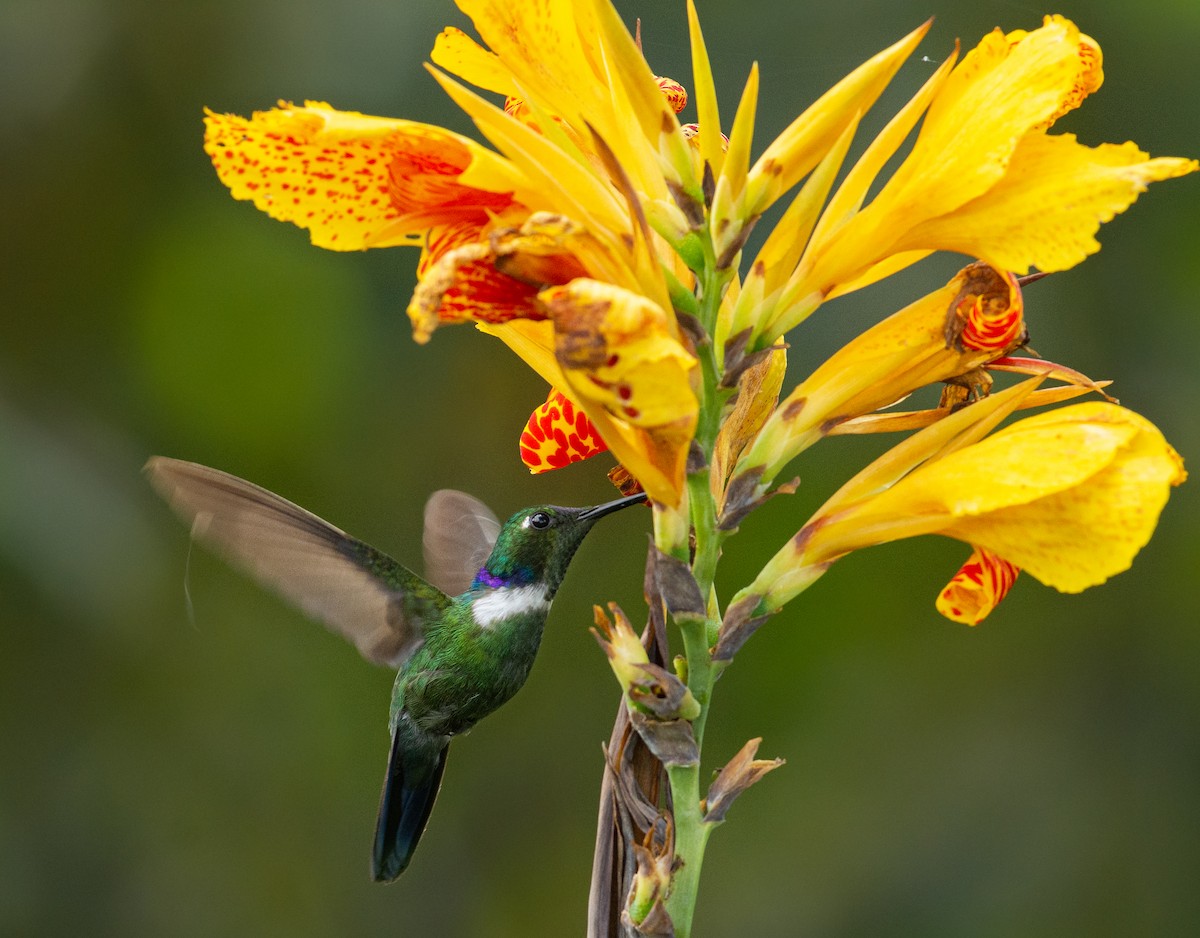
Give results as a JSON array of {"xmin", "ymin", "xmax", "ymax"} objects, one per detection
[
  {"xmin": 203, "ymin": 101, "xmax": 518, "ymax": 251},
  {"xmin": 481, "ymin": 317, "xmax": 690, "ymax": 507},
  {"xmin": 935, "ymin": 547, "xmax": 1020, "ymax": 625},
  {"xmin": 538, "ymin": 279, "xmax": 698, "ymax": 429},
  {"xmin": 408, "ymin": 222, "xmax": 545, "ymax": 342},
  {"xmin": 408, "ymin": 214, "xmax": 593, "ymax": 343},
  {"xmin": 520, "ymin": 389, "xmax": 609, "ymax": 473},
  {"xmin": 655, "ymin": 77, "xmax": 688, "ymax": 114}
]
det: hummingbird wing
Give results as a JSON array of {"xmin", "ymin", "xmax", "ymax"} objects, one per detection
[
  {"xmin": 421, "ymin": 489, "xmax": 500, "ymax": 597},
  {"xmin": 145, "ymin": 457, "xmax": 449, "ymax": 668}
]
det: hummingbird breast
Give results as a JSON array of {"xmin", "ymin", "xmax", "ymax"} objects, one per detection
[{"xmin": 394, "ymin": 594, "xmax": 551, "ymax": 738}]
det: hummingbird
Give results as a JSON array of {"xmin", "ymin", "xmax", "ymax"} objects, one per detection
[{"xmin": 144, "ymin": 457, "xmax": 644, "ymax": 881}]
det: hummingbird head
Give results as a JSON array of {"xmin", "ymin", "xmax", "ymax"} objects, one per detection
[{"xmin": 473, "ymin": 492, "xmax": 645, "ymax": 597}]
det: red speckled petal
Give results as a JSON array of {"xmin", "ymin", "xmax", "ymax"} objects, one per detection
[
  {"xmin": 936, "ymin": 546, "xmax": 1020, "ymax": 625},
  {"xmin": 655, "ymin": 76, "xmax": 688, "ymax": 114},
  {"xmin": 204, "ymin": 101, "xmax": 514, "ymax": 251},
  {"xmin": 520, "ymin": 389, "xmax": 608, "ymax": 472},
  {"xmin": 411, "ymin": 222, "xmax": 543, "ymax": 334}
]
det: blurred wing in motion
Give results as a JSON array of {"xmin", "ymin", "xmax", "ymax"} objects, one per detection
[
  {"xmin": 145, "ymin": 457, "xmax": 449, "ymax": 667},
  {"xmin": 421, "ymin": 489, "xmax": 500, "ymax": 597}
]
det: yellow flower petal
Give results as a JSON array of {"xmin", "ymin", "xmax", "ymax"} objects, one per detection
[
  {"xmin": 686, "ymin": 0, "xmax": 725, "ymax": 177},
  {"xmin": 735, "ymin": 263, "xmax": 1025, "ymax": 493},
  {"xmin": 430, "ymin": 26, "xmax": 513, "ymax": 96},
  {"xmin": 539, "ymin": 279, "xmax": 698, "ymax": 429},
  {"xmin": 788, "ymin": 16, "xmax": 1196, "ymax": 301},
  {"xmin": 812, "ymin": 403, "xmax": 1184, "ymax": 592},
  {"xmin": 742, "ymin": 20, "xmax": 931, "ymax": 218},
  {"xmin": 899, "ymin": 134, "xmax": 1199, "ymax": 273},
  {"xmin": 711, "ymin": 344, "xmax": 787, "ymax": 500},
  {"xmin": 941, "ymin": 405, "xmax": 1186, "ymax": 591},
  {"xmin": 735, "ymin": 393, "xmax": 1183, "ymax": 616},
  {"xmin": 480, "ymin": 318, "xmax": 691, "ymax": 507}
]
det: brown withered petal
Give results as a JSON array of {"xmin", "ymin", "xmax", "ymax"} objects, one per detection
[
  {"xmin": 712, "ymin": 343, "xmax": 787, "ymax": 495},
  {"xmin": 718, "ymin": 472, "xmax": 799, "ymax": 531},
  {"xmin": 722, "ymin": 327, "xmax": 753, "ymax": 375},
  {"xmin": 667, "ymin": 176, "xmax": 706, "ymax": 229},
  {"xmin": 628, "ymin": 710, "xmax": 699, "ymax": 766},
  {"xmin": 642, "ymin": 543, "xmax": 669, "ymax": 653},
  {"xmin": 628, "ymin": 663, "xmax": 700, "ymax": 721},
  {"xmin": 652, "ymin": 548, "xmax": 706, "ymax": 621},
  {"xmin": 703, "ymin": 738, "xmax": 785, "ymax": 823},
  {"xmin": 590, "ymin": 706, "xmax": 666, "ymax": 938},
  {"xmin": 720, "ymin": 340, "xmax": 786, "ymax": 390},
  {"xmin": 675, "ymin": 310, "xmax": 708, "ymax": 348},
  {"xmin": 713, "ymin": 593, "xmax": 774, "ymax": 662}
]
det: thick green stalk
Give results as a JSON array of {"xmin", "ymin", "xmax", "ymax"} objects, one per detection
[{"xmin": 660, "ymin": 248, "xmax": 730, "ymax": 936}]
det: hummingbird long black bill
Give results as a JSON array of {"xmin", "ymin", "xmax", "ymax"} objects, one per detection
[{"xmin": 577, "ymin": 491, "xmax": 648, "ymax": 522}]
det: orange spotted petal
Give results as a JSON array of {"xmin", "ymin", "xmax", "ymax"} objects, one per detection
[
  {"xmin": 520, "ymin": 389, "xmax": 609, "ymax": 473},
  {"xmin": 410, "ymin": 222, "xmax": 543, "ymax": 341},
  {"xmin": 538, "ymin": 279, "xmax": 698, "ymax": 429},
  {"xmin": 936, "ymin": 546, "xmax": 1020, "ymax": 625},
  {"xmin": 408, "ymin": 214, "xmax": 594, "ymax": 343},
  {"xmin": 655, "ymin": 76, "xmax": 688, "ymax": 114},
  {"xmin": 204, "ymin": 101, "xmax": 518, "ymax": 251}
]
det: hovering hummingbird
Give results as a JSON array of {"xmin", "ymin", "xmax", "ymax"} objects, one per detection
[{"xmin": 144, "ymin": 457, "xmax": 644, "ymax": 881}]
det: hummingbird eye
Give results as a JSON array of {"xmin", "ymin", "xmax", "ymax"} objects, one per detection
[{"xmin": 528, "ymin": 511, "xmax": 551, "ymax": 530}]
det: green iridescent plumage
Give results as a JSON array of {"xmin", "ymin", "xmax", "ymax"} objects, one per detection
[{"xmin": 145, "ymin": 457, "xmax": 642, "ymax": 880}]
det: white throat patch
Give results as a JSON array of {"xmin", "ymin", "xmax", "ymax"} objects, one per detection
[{"xmin": 472, "ymin": 583, "xmax": 550, "ymax": 629}]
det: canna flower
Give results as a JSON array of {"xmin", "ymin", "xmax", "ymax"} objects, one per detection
[
  {"xmin": 729, "ymin": 263, "xmax": 1029, "ymax": 506},
  {"xmin": 725, "ymin": 14, "xmax": 1197, "ymax": 346},
  {"xmin": 205, "ymin": 2, "xmax": 706, "ymax": 506},
  {"xmin": 204, "ymin": 3, "xmax": 1192, "ymax": 542},
  {"xmin": 732, "ymin": 382, "xmax": 1186, "ymax": 624},
  {"xmin": 723, "ymin": 263, "xmax": 1118, "ymax": 519},
  {"xmin": 203, "ymin": 3, "xmax": 1192, "ymax": 925}
]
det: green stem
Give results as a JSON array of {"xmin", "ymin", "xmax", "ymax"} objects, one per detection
[
  {"xmin": 660, "ymin": 247, "xmax": 730, "ymax": 937},
  {"xmin": 664, "ymin": 759, "xmax": 711, "ymax": 935},
  {"xmin": 666, "ymin": 613, "xmax": 715, "ymax": 937}
]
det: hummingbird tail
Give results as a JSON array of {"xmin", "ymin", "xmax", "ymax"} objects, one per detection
[{"xmin": 372, "ymin": 726, "xmax": 449, "ymax": 882}]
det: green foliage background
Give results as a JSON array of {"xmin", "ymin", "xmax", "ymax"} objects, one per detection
[{"xmin": 2, "ymin": 1, "xmax": 1198, "ymax": 934}]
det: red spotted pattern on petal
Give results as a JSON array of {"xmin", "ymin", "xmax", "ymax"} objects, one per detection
[
  {"xmin": 655, "ymin": 76, "xmax": 688, "ymax": 114},
  {"xmin": 936, "ymin": 546, "xmax": 1021, "ymax": 625},
  {"xmin": 520, "ymin": 390, "xmax": 609, "ymax": 472},
  {"xmin": 417, "ymin": 222, "xmax": 542, "ymax": 326},
  {"xmin": 204, "ymin": 107, "xmax": 402, "ymax": 250}
]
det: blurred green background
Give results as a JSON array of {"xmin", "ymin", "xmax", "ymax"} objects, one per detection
[{"xmin": 2, "ymin": 0, "xmax": 1198, "ymax": 935}]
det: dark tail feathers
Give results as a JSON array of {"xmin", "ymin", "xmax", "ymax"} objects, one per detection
[{"xmin": 372, "ymin": 727, "xmax": 449, "ymax": 882}]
